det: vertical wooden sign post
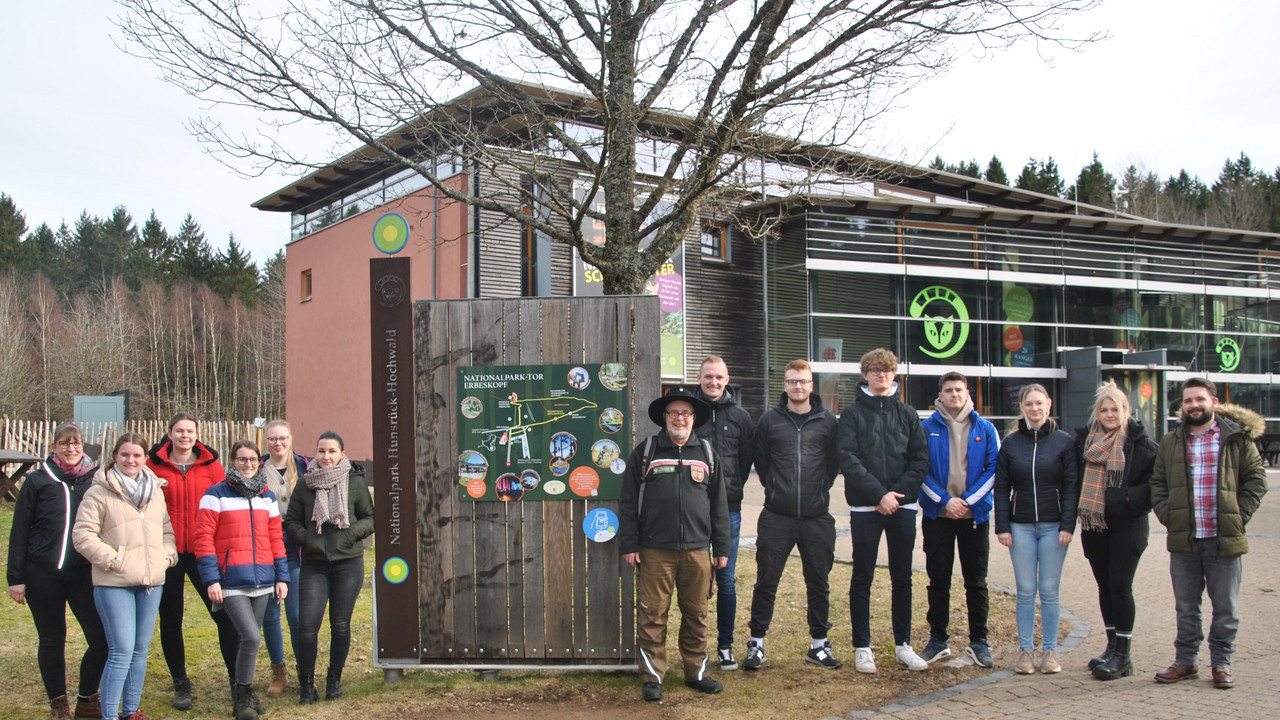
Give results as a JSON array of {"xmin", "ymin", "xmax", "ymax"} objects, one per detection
[{"xmin": 370, "ymin": 257, "xmax": 420, "ymax": 664}]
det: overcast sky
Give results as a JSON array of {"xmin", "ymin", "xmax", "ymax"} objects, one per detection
[{"xmin": 3, "ymin": 1, "xmax": 1277, "ymax": 267}]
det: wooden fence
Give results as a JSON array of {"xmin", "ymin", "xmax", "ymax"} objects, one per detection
[
  {"xmin": 415, "ymin": 295, "xmax": 660, "ymax": 666},
  {"xmin": 1, "ymin": 417, "xmax": 260, "ymax": 461}
]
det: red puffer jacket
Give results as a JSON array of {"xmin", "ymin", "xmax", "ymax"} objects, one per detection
[{"xmin": 147, "ymin": 439, "xmax": 224, "ymax": 554}]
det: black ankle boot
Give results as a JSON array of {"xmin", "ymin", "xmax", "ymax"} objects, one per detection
[
  {"xmin": 1088, "ymin": 628, "xmax": 1116, "ymax": 670},
  {"xmin": 1093, "ymin": 635, "xmax": 1133, "ymax": 681},
  {"xmin": 233, "ymin": 683, "xmax": 259, "ymax": 720},
  {"xmin": 325, "ymin": 667, "xmax": 343, "ymax": 700},
  {"xmin": 172, "ymin": 676, "xmax": 193, "ymax": 711},
  {"xmin": 297, "ymin": 671, "xmax": 318, "ymax": 705}
]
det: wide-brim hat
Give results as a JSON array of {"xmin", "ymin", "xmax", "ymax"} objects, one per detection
[{"xmin": 648, "ymin": 386, "xmax": 711, "ymax": 429}]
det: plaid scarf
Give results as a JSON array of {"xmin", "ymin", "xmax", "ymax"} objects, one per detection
[
  {"xmin": 303, "ymin": 457, "xmax": 351, "ymax": 533},
  {"xmin": 111, "ymin": 466, "xmax": 157, "ymax": 510},
  {"xmin": 1079, "ymin": 426, "xmax": 1126, "ymax": 531}
]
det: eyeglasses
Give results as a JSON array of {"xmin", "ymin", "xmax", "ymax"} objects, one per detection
[
  {"xmin": 266, "ymin": 436, "xmax": 291, "ymax": 444},
  {"xmin": 783, "ymin": 378, "xmax": 812, "ymax": 386},
  {"xmin": 56, "ymin": 439, "xmax": 84, "ymax": 449},
  {"xmin": 665, "ymin": 410, "xmax": 695, "ymax": 419},
  {"xmin": 863, "ymin": 368, "xmax": 894, "ymax": 376},
  {"xmin": 233, "ymin": 456, "xmax": 260, "ymax": 465}
]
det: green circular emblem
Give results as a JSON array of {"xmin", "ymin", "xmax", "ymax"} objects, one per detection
[
  {"xmin": 372, "ymin": 213, "xmax": 409, "ymax": 254},
  {"xmin": 1215, "ymin": 338, "xmax": 1241, "ymax": 372},
  {"xmin": 381, "ymin": 557, "xmax": 410, "ymax": 584},
  {"xmin": 1003, "ymin": 286, "xmax": 1034, "ymax": 323},
  {"xmin": 909, "ymin": 285, "xmax": 970, "ymax": 359}
]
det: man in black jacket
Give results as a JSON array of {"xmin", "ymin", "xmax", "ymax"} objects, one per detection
[
  {"xmin": 839, "ymin": 348, "xmax": 929, "ymax": 673},
  {"xmin": 620, "ymin": 387, "xmax": 730, "ymax": 703},
  {"xmin": 693, "ymin": 355, "xmax": 755, "ymax": 671},
  {"xmin": 743, "ymin": 359, "xmax": 841, "ymax": 671}
]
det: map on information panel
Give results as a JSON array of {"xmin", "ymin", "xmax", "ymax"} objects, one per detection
[{"xmin": 456, "ymin": 363, "xmax": 630, "ymax": 502}]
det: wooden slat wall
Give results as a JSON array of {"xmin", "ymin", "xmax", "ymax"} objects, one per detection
[{"xmin": 415, "ymin": 295, "xmax": 657, "ymax": 665}]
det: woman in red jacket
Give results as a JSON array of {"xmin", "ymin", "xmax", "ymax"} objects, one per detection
[
  {"xmin": 145, "ymin": 412, "xmax": 237, "ymax": 711},
  {"xmin": 194, "ymin": 441, "xmax": 289, "ymax": 720}
]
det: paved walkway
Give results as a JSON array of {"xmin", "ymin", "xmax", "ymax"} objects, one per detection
[{"xmin": 737, "ymin": 468, "xmax": 1280, "ymax": 719}]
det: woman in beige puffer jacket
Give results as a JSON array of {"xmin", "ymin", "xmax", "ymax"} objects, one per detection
[{"xmin": 72, "ymin": 433, "xmax": 177, "ymax": 720}]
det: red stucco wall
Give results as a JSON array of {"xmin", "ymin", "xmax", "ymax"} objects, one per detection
[{"xmin": 284, "ymin": 176, "xmax": 470, "ymax": 458}]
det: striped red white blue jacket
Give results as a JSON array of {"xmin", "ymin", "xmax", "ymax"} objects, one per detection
[{"xmin": 194, "ymin": 481, "xmax": 288, "ymax": 590}]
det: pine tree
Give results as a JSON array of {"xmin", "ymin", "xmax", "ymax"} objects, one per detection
[
  {"xmin": 1069, "ymin": 151, "xmax": 1116, "ymax": 207},
  {"xmin": 984, "ymin": 156, "xmax": 1009, "ymax": 185},
  {"xmin": 0, "ymin": 194, "xmax": 27, "ymax": 271},
  {"xmin": 174, "ymin": 214, "xmax": 215, "ymax": 282},
  {"xmin": 210, "ymin": 235, "xmax": 260, "ymax": 307},
  {"xmin": 129, "ymin": 211, "xmax": 179, "ymax": 290}
]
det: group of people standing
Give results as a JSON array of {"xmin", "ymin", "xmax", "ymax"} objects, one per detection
[
  {"xmin": 619, "ymin": 350, "xmax": 1267, "ymax": 701},
  {"xmin": 8, "ymin": 416, "xmax": 374, "ymax": 720}
]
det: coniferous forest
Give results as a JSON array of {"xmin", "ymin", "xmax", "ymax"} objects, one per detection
[{"xmin": 0, "ymin": 197, "xmax": 284, "ymax": 423}]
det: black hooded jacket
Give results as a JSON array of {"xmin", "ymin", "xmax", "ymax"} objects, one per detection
[
  {"xmin": 1073, "ymin": 418, "xmax": 1158, "ymax": 519},
  {"xmin": 7, "ymin": 457, "xmax": 98, "ymax": 584},
  {"xmin": 838, "ymin": 385, "xmax": 928, "ymax": 507},
  {"xmin": 693, "ymin": 385, "xmax": 754, "ymax": 513},
  {"xmin": 994, "ymin": 418, "xmax": 1080, "ymax": 534},
  {"xmin": 753, "ymin": 392, "xmax": 840, "ymax": 518}
]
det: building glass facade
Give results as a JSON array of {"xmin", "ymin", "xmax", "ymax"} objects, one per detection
[{"xmin": 766, "ymin": 210, "xmax": 1280, "ymax": 432}]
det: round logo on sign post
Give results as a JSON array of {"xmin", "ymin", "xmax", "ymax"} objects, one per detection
[
  {"xmin": 382, "ymin": 557, "xmax": 410, "ymax": 584},
  {"xmin": 373, "ymin": 213, "xmax": 409, "ymax": 254}
]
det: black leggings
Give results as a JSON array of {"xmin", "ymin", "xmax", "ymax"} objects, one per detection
[
  {"xmin": 159, "ymin": 553, "xmax": 238, "ymax": 681},
  {"xmin": 1080, "ymin": 514, "xmax": 1149, "ymax": 635},
  {"xmin": 25, "ymin": 563, "xmax": 108, "ymax": 700},
  {"xmin": 297, "ymin": 556, "xmax": 365, "ymax": 679}
]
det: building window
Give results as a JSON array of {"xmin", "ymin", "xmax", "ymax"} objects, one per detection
[
  {"xmin": 521, "ymin": 203, "xmax": 537, "ymax": 297},
  {"xmin": 700, "ymin": 222, "xmax": 729, "ymax": 262},
  {"xmin": 300, "ymin": 269, "xmax": 312, "ymax": 302}
]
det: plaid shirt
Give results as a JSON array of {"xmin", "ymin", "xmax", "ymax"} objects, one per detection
[{"xmin": 1185, "ymin": 422, "xmax": 1221, "ymax": 539}]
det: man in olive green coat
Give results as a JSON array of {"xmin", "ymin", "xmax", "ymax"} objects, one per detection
[{"xmin": 1150, "ymin": 377, "xmax": 1267, "ymax": 690}]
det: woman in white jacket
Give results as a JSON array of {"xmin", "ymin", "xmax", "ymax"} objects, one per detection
[{"xmin": 73, "ymin": 433, "xmax": 177, "ymax": 720}]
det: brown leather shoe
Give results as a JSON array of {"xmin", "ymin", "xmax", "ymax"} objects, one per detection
[
  {"xmin": 1155, "ymin": 663, "xmax": 1199, "ymax": 683},
  {"xmin": 1212, "ymin": 666, "xmax": 1234, "ymax": 689}
]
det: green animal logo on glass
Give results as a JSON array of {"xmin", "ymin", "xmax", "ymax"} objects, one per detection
[
  {"xmin": 1215, "ymin": 338, "xmax": 1241, "ymax": 372},
  {"xmin": 909, "ymin": 285, "xmax": 970, "ymax": 359}
]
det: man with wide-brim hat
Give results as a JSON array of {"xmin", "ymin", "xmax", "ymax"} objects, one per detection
[{"xmin": 621, "ymin": 386, "xmax": 730, "ymax": 702}]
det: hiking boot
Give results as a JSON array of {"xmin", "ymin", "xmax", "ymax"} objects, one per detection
[
  {"xmin": 854, "ymin": 647, "xmax": 876, "ymax": 674},
  {"xmin": 171, "ymin": 677, "xmax": 193, "ymax": 711},
  {"xmin": 267, "ymin": 662, "xmax": 288, "ymax": 697},
  {"xmin": 1014, "ymin": 649, "xmax": 1035, "ymax": 675},
  {"xmin": 921, "ymin": 638, "xmax": 951, "ymax": 663},
  {"xmin": 642, "ymin": 682, "xmax": 662, "ymax": 702},
  {"xmin": 73, "ymin": 693, "xmax": 100, "ymax": 720},
  {"xmin": 325, "ymin": 667, "xmax": 343, "ymax": 700},
  {"xmin": 297, "ymin": 670, "xmax": 318, "ymax": 705},
  {"xmin": 895, "ymin": 643, "xmax": 928, "ymax": 671},
  {"xmin": 684, "ymin": 677, "xmax": 723, "ymax": 694},
  {"xmin": 1041, "ymin": 650, "xmax": 1061, "ymax": 674},
  {"xmin": 233, "ymin": 683, "xmax": 259, "ymax": 720},
  {"xmin": 50, "ymin": 695, "xmax": 71, "ymax": 720},
  {"xmin": 964, "ymin": 641, "xmax": 993, "ymax": 669},
  {"xmin": 743, "ymin": 640, "xmax": 765, "ymax": 670},
  {"xmin": 717, "ymin": 646, "xmax": 738, "ymax": 671},
  {"xmin": 805, "ymin": 643, "xmax": 842, "ymax": 670}
]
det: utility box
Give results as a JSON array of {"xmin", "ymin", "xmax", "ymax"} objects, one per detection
[{"xmin": 74, "ymin": 395, "xmax": 126, "ymax": 427}]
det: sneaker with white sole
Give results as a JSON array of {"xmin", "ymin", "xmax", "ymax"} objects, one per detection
[
  {"xmin": 717, "ymin": 646, "xmax": 738, "ymax": 671},
  {"xmin": 1041, "ymin": 650, "xmax": 1061, "ymax": 674},
  {"xmin": 854, "ymin": 647, "xmax": 877, "ymax": 674},
  {"xmin": 742, "ymin": 640, "xmax": 765, "ymax": 671},
  {"xmin": 920, "ymin": 638, "xmax": 951, "ymax": 663},
  {"xmin": 1014, "ymin": 649, "xmax": 1035, "ymax": 674},
  {"xmin": 895, "ymin": 643, "xmax": 928, "ymax": 671},
  {"xmin": 964, "ymin": 641, "xmax": 994, "ymax": 668},
  {"xmin": 805, "ymin": 643, "xmax": 843, "ymax": 670}
]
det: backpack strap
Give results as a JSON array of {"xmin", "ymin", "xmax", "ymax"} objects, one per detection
[{"xmin": 637, "ymin": 436, "xmax": 656, "ymax": 516}]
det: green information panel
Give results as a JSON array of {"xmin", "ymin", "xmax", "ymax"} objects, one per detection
[{"xmin": 456, "ymin": 363, "xmax": 630, "ymax": 502}]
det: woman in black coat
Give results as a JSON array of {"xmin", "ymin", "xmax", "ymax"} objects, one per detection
[
  {"xmin": 1075, "ymin": 382, "xmax": 1158, "ymax": 681},
  {"xmin": 6, "ymin": 423, "xmax": 108, "ymax": 719}
]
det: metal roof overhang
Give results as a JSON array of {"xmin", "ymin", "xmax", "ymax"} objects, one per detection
[{"xmin": 743, "ymin": 194, "xmax": 1280, "ymax": 251}]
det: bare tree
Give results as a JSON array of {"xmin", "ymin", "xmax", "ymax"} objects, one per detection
[
  {"xmin": 118, "ymin": 0, "xmax": 1098, "ymax": 293},
  {"xmin": 0, "ymin": 275, "xmax": 34, "ymax": 417}
]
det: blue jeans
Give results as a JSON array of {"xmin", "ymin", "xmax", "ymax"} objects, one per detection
[
  {"xmin": 715, "ymin": 511, "xmax": 741, "ymax": 648},
  {"xmin": 262, "ymin": 557, "xmax": 301, "ymax": 663},
  {"xmin": 1008, "ymin": 522, "xmax": 1069, "ymax": 651},
  {"xmin": 94, "ymin": 585, "xmax": 163, "ymax": 720}
]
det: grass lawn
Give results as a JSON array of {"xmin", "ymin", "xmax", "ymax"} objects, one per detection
[{"xmin": 1, "ymin": 502, "xmax": 1044, "ymax": 719}]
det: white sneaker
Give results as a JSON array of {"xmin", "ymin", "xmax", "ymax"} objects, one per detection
[
  {"xmin": 895, "ymin": 643, "xmax": 928, "ymax": 671},
  {"xmin": 854, "ymin": 647, "xmax": 877, "ymax": 674}
]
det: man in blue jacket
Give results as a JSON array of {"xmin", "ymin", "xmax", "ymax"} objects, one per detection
[{"xmin": 918, "ymin": 372, "xmax": 999, "ymax": 668}]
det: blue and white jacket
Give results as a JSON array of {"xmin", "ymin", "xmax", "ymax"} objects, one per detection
[{"xmin": 920, "ymin": 407, "xmax": 1000, "ymax": 525}]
